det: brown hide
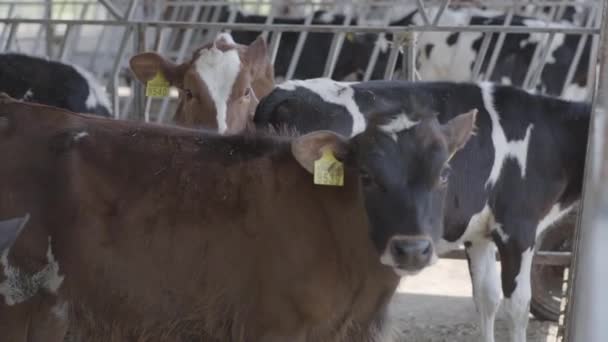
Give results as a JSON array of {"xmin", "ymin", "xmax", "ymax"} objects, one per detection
[{"xmin": 0, "ymin": 100, "xmax": 399, "ymax": 341}]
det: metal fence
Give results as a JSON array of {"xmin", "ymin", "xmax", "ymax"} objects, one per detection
[
  {"xmin": 1, "ymin": 1, "xmax": 607, "ymax": 340},
  {"xmin": 0, "ymin": 0, "xmax": 602, "ymax": 122}
]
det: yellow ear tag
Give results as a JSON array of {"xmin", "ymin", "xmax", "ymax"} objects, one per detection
[
  {"xmin": 145, "ymin": 72, "xmax": 170, "ymax": 98},
  {"xmin": 314, "ymin": 150, "xmax": 344, "ymax": 187}
]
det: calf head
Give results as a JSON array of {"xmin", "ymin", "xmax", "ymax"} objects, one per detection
[
  {"xmin": 292, "ymin": 108, "xmax": 477, "ymax": 275},
  {"xmin": 130, "ymin": 33, "xmax": 275, "ymax": 134}
]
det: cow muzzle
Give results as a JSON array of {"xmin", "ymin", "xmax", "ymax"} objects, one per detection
[{"xmin": 380, "ymin": 235, "xmax": 435, "ymax": 276}]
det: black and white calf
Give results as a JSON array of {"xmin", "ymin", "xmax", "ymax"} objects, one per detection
[
  {"xmin": 0, "ymin": 53, "xmax": 112, "ymax": 116},
  {"xmin": 254, "ymin": 78, "xmax": 589, "ymax": 342}
]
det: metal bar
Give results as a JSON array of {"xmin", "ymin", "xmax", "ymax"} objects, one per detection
[
  {"xmin": 58, "ymin": 24, "xmax": 75, "ymax": 61},
  {"xmin": 564, "ymin": 0, "xmax": 608, "ymax": 338},
  {"xmin": 587, "ymin": 12, "xmax": 602, "ymax": 103},
  {"xmin": 363, "ymin": 34, "xmax": 385, "ymax": 82},
  {"xmin": 483, "ymin": 8, "xmax": 515, "ymax": 81},
  {"xmin": 363, "ymin": 2, "xmax": 395, "ymax": 82},
  {"xmin": 260, "ymin": 8, "xmax": 276, "ymax": 42},
  {"xmin": 441, "ymin": 249, "xmax": 572, "ymax": 265},
  {"xmin": 0, "ymin": 19, "xmax": 598, "ymax": 35},
  {"xmin": 124, "ymin": 0, "xmax": 139, "ymax": 21},
  {"xmin": 285, "ymin": 13, "xmax": 314, "ymax": 81},
  {"xmin": 432, "ymin": 0, "xmax": 451, "ymax": 26},
  {"xmin": 132, "ymin": 23, "xmax": 146, "ymax": 121},
  {"xmin": 415, "ymin": 0, "xmax": 431, "ymax": 26},
  {"xmin": 45, "ymin": 0, "xmax": 53, "ymax": 57},
  {"xmin": 158, "ymin": 4, "xmax": 202, "ymax": 123},
  {"xmin": 522, "ymin": 31, "xmax": 550, "ymax": 88},
  {"xmin": 268, "ymin": 30, "xmax": 282, "ymax": 66},
  {"xmin": 383, "ymin": 37, "xmax": 402, "ymax": 80},
  {"xmin": 526, "ymin": 32, "xmax": 556, "ymax": 90},
  {"xmin": 561, "ymin": 2, "xmax": 597, "ymax": 97},
  {"xmin": 0, "ymin": 3, "xmax": 15, "ymax": 44},
  {"xmin": 323, "ymin": 12, "xmax": 353, "ymax": 78},
  {"xmin": 471, "ymin": 32, "xmax": 493, "ymax": 80},
  {"xmin": 401, "ymin": 32, "xmax": 417, "ymax": 81},
  {"xmin": 98, "ymin": 0, "xmax": 123, "ymax": 20},
  {"xmin": 109, "ymin": 25, "xmax": 133, "ymax": 119},
  {"xmin": 2, "ymin": 22, "xmax": 17, "ymax": 51},
  {"xmin": 155, "ymin": 0, "xmax": 595, "ymax": 7}
]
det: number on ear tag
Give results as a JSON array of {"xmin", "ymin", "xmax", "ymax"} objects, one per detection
[
  {"xmin": 314, "ymin": 150, "xmax": 344, "ymax": 187},
  {"xmin": 145, "ymin": 72, "xmax": 170, "ymax": 98}
]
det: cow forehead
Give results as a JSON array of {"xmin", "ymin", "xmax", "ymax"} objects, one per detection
[
  {"xmin": 377, "ymin": 113, "xmax": 421, "ymax": 141},
  {"xmin": 194, "ymin": 46, "xmax": 242, "ymax": 134}
]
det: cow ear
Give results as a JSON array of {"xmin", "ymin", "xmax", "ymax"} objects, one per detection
[
  {"xmin": 129, "ymin": 52, "xmax": 187, "ymax": 87},
  {"xmin": 244, "ymin": 35, "xmax": 270, "ymax": 72},
  {"xmin": 291, "ymin": 131, "xmax": 349, "ymax": 174},
  {"xmin": 441, "ymin": 109, "xmax": 478, "ymax": 159},
  {"xmin": 0, "ymin": 213, "xmax": 30, "ymax": 252}
]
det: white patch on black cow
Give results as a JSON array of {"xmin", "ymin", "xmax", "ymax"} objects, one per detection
[
  {"xmin": 478, "ymin": 82, "xmax": 534, "ymax": 188},
  {"xmin": 0, "ymin": 237, "xmax": 65, "ymax": 306},
  {"xmin": 520, "ymin": 19, "xmax": 567, "ymax": 65},
  {"xmin": 22, "ymin": 89, "xmax": 34, "ymax": 101},
  {"xmin": 563, "ymin": 83, "xmax": 589, "ymax": 101},
  {"xmin": 195, "ymin": 44, "xmax": 241, "ymax": 134},
  {"xmin": 379, "ymin": 113, "xmax": 420, "ymax": 140},
  {"xmin": 537, "ymin": 203, "xmax": 576, "ymax": 238},
  {"xmin": 277, "ymin": 78, "xmax": 367, "ymax": 135},
  {"xmin": 413, "ymin": 8, "xmax": 485, "ymax": 82},
  {"xmin": 73, "ymin": 131, "xmax": 89, "ymax": 142},
  {"xmin": 70, "ymin": 63, "xmax": 112, "ymax": 113},
  {"xmin": 503, "ymin": 248, "xmax": 533, "ymax": 342}
]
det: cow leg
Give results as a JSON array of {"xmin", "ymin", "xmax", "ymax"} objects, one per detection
[
  {"xmin": 465, "ymin": 238, "xmax": 501, "ymax": 342},
  {"xmin": 495, "ymin": 231, "xmax": 535, "ymax": 342}
]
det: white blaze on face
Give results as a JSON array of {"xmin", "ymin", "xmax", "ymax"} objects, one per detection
[
  {"xmin": 379, "ymin": 113, "xmax": 420, "ymax": 141},
  {"xmin": 195, "ymin": 47, "xmax": 241, "ymax": 134}
]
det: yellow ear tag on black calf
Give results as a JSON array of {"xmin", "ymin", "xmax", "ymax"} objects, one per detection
[
  {"xmin": 314, "ymin": 150, "xmax": 344, "ymax": 187},
  {"xmin": 146, "ymin": 72, "xmax": 170, "ymax": 98}
]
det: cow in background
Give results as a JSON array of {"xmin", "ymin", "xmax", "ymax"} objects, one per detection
[
  {"xmin": 0, "ymin": 95, "xmax": 476, "ymax": 341},
  {"xmin": 0, "ymin": 53, "xmax": 112, "ymax": 116},
  {"xmin": 213, "ymin": 5, "xmax": 594, "ymax": 101},
  {"xmin": 254, "ymin": 78, "xmax": 590, "ymax": 342},
  {"xmin": 130, "ymin": 33, "xmax": 274, "ymax": 134}
]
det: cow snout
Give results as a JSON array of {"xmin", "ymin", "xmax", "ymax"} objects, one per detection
[{"xmin": 389, "ymin": 237, "xmax": 433, "ymax": 272}]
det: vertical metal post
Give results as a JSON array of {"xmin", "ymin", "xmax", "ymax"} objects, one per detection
[
  {"xmin": 2, "ymin": 22, "xmax": 17, "ymax": 51},
  {"xmin": 109, "ymin": 25, "xmax": 133, "ymax": 119},
  {"xmin": 401, "ymin": 31, "xmax": 417, "ymax": 81},
  {"xmin": 45, "ymin": 0, "xmax": 53, "ymax": 57},
  {"xmin": 132, "ymin": 23, "xmax": 146, "ymax": 121},
  {"xmin": 564, "ymin": 0, "xmax": 608, "ymax": 341}
]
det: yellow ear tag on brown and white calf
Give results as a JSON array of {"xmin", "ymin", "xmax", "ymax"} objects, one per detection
[
  {"xmin": 314, "ymin": 150, "xmax": 344, "ymax": 187},
  {"xmin": 145, "ymin": 72, "xmax": 170, "ymax": 97}
]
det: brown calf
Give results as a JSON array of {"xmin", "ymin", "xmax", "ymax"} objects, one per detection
[
  {"xmin": 130, "ymin": 33, "xmax": 275, "ymax": 134},
  {"xmin": 0, "ymin": 96, "xmax": 475, "ymax": 341}
]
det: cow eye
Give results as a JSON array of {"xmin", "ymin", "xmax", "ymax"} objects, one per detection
[{"xmin": 183, "ymin": 89, "xmax": 193, "ymax": 100}]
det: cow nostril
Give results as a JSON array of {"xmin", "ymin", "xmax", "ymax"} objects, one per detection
[
  {"xmin": 420, "ymin": 240, "xmax": 432, "ymax": 256},
  {"xmin": 390, "ymin": 238, "xmax": 433, "ymax": 268}
]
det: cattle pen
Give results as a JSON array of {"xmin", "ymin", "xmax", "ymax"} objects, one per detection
[{"xmin": 1, "ymin": 0, "xmax": 607, "ymax": 341}]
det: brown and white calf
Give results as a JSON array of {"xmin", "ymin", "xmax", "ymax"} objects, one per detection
[
  {"xmin": 129, "ymin": 33, "xmax": 275, "ymax": 134},
  {"xmin": 0, "ymin": 97, "xmax": 475, "ymax": 341}
]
